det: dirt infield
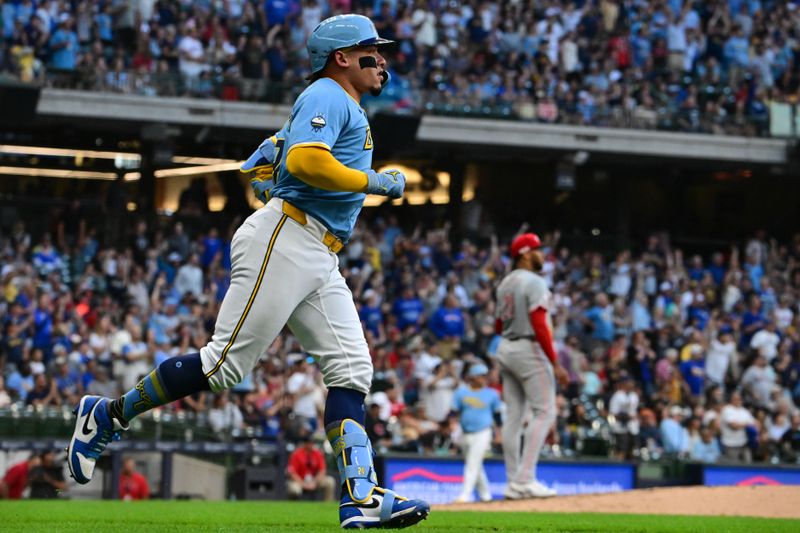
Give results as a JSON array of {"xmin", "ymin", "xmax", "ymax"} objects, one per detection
[{"xmin": 442, "ymin": 486, "xmax": 800, "ymax": 519}]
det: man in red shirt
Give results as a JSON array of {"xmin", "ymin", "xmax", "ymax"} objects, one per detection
[
  {"xmin": 1, "ymin": 454, "xmax": 41, "ymax": 499},
  {"xmin": 118, "ymin": 457, "xmax": 150, "ymax": 500},
  {"xmin": 287, "ymin": 437, "xmax": 335, "ymax": 501}
]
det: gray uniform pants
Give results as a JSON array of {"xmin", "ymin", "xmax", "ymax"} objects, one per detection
[{"xmin": 497, "ymin": 338, "xmax": 556, "ymax": 485}]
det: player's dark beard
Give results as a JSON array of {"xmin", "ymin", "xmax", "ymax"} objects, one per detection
[
  {"xmin": 359, "ymin": 56, "xmax": 384, "ymax": 96},
  {"xmin": 530, "ymin": 253, "xmax": 545, "ymax": 272}
]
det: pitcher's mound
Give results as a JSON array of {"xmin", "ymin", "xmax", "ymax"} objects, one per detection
[{"xmin": 441, "ymin": 485, "xmax": 800, "ymax": 519}]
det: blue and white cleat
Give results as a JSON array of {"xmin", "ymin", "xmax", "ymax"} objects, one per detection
[
  {"xmin": 67, "ymin": 395, "xmax": 127, "ymax": 484},
  {"xmin": 339, "ymin": 486, "xmax": 430, "ymax": 529},
  {"xmin": 333, "ymin": 419, "xmax": 429, "ymax": 529}
]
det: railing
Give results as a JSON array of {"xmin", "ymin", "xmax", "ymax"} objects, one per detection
[
  {"xmin": 0, "ymin": 405, "xmax": 261, "ymax": 443},
  {"xmin": 24, "ymin": 68, "xmax": 789, "ymax": 138}
]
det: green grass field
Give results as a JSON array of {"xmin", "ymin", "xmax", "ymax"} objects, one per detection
[{"xmin": 1, "ymin": 501, "xmax": 798, "ymax": 533}]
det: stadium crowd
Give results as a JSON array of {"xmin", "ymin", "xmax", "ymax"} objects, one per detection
[
  {"xmin": 2, "ymin": 0, "xmax": 799, "ymax": 134},
  {"xmin": 1, "ymin": 197, "xmax": 800, "ymax": 467}
]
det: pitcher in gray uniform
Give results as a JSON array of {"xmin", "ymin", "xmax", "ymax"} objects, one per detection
[{"xmin": 494, "ymin": 233, "xmax": 568, "ymax": 499}]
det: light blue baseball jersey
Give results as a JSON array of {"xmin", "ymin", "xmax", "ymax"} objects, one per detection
[
  {"xmin": 452, "ymin": 385, "xmax": 502, "ymax": 433},
  {"xmin": 271, "ymin": 77, "xmax": 374, "ymax": 242}
]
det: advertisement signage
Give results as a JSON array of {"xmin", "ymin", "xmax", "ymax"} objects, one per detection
[
  {"xmin": 704, "ymin": 465, "xmax": 800, "ymax": 487},
  {"xmin": 383, "ymin": 457, "xmax": 635, "ymax": 504}
]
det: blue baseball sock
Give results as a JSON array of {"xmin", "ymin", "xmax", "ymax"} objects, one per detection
[
  {"xmin": 324, "ymin": 387, "xmax": 366, "ymax": 443},
  {"xmin": 108, "ymin": 353, "xmax": 210, "ymax": 424}
]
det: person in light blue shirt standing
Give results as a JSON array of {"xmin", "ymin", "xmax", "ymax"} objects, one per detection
[
  {"xmin": 690, "ymin": 427, "xmax": 721, "ymax": 463},
  {"xmin": 660, "ymin": 405, "xmax": 690, "ymax": 455},
  {"xmin": 50, "ymin": 14, "xmax": 79, "ymax": 71},
  {"xmin": 584, "ymin": 293, "xmax": 614, "ymax": 344},
  {"xmin": 452, "ymin": 363, "xmax": 502, "ymax": 503}
]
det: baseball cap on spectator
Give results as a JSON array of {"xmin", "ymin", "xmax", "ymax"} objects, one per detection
[
  {"xmin": 659, "ymin": 281, "xmax": 673, "ymax": 292},
  {"xmin": 467, "ymin": 363, "xmax": 489, "ymax": 377},
  {"xmin": 58, "ymin": 13, "xmax": 71, "ymax": 24},
  {"xmin": 167, "ymin": 252, "xmax": 182, "ymax": 262},
  {"xmin": 670, "ymin": 405, "xmax": 685, "ymax": 418}
]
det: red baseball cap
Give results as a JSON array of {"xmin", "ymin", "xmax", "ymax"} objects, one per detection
[{"xmin": 510, "ymin": 233, "xmax": 542, "ymax": 258}]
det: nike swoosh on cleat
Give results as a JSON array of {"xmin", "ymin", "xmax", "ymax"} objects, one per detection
[
  {"xmin": 340, "ymin": 497, "xmax": 381, "ymax": 509},
  {"xmin": 81, "ymin": 405, "xmax": 96, "ymax": 436}
]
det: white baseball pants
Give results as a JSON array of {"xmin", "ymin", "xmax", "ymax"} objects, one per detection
[
  {"xmin": 497, "ymin": 338, "xmax": 556, "ymax": 485},
  {"xmin": 458, "ymin": 427, "xmax": 492, "ymax": 501},
  {"xmin": 199, "ymin": 198, "xmax": 372, "ymax": 394}
]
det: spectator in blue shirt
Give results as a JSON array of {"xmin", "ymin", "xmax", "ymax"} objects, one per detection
[
  {"xmin": 1, "ymin": 2, "xmax": 17, "ymax": 39},
  {"xmin": 201, "ymin": 227, "xmax": 224, "ymax": 268},
  {"xmin": 744, "ymin": 254, "xmax": 764, "ymax": 292},
  {"xmin": 723, "ymin": 25, "xmax": 750, "ymax": 68},
  {"xmin": 706, "ymin": 252, "xmax": 727, "ymax": 285},
  {"xmin": 95, "ymin": 4, "xmax": 113, "ymax": 42},
  {"xmin": 359, "ymin": 293, "xmax": 384, "ymax": 338},
  {"xmin": 631, "ymin": 293, "xmax": 652, "ymax": 332},
  {"xmin": 81, "ymin": 359, "xmax": 97, "ymax": 392},
  {"xmin": 680, "ymin": 345, "xmax": 706, "ymax": 398},
  {"xmin": 688, "ymin": 301, "xmax": 710, "ymax": 331},
  {"xmin": 54, "ymin": 358, "xmax": 83, "ymax": 405},
  {"xmin": 392, "ymin": 287, "xmax": 424, "ymax": 331},
  {"xmin": 49, "ymin": 14, "xmax": 79, "ymax": 71},
  {"xmin": 687, "ymin": 255, "xmax": 705, "ymax": 281},
  {"xmin": 584, "ymin": 293, "xmax": 614, "ymax": 343},
  {"xmin": 3, "ymin": 301, "xmax": 30, "ymax": 367},
  {"xmin": 741, "ymin": 295, "xmax": 766, "ymax": 348},
  {"xmin": 690, "ymin": 427, "xmax": 721, "ymax": 463},
  {"xmin": 32, "ymin": 294, "xmax": 54, "ymax": 362},
  {"xmin": 6, "ymin": 362, "xmax": 35, "ymax": 402},
  {"xmin": 263, "ymin": 0, "xmax": 298, "ymax": 26},
  {"xmin": 429, "ymin": 295, "xmax": 465, "ymax": 340},
  {"xmin": 660, "ymin": 405, "xmax": 690, "ymax": 455},
  {"xmin": 31, "ymin": 234, "xmax": 62, "ymax": 276},
  {"xmin": 210, "ymin": 265, "xmax": 231, "ymax": 304}
]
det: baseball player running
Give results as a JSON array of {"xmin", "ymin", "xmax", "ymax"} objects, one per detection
[
  {"xmin": 495, "ymin": 233, "xmax": 568, "ymax": 499},
  {"xmin": 68, "ymin": 15, "xmax": 430, "ymax": 529},
  {"xmin": 452, "ymin": 363, "xmax": 502, "ymax": 503}
]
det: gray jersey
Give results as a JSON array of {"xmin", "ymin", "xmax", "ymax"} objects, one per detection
[{"xmin": 495, "ymin": 269, "xmax": 550, "ymax": 339}]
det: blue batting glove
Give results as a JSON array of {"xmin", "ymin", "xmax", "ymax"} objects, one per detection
[
  {"xmin": 365, "ymin": 169, "xmax": 405, "ymax": 199},
  {"xmin": 249, "ymin": 177, "xmax": 275, "ymax": 204},
  {"xmin": 241, "ymin": 136, "xmax": 279, "ymax": 204},
  {"xmin": 241, "ymin": 136, "xmax": 278, "ymax": 172}
]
